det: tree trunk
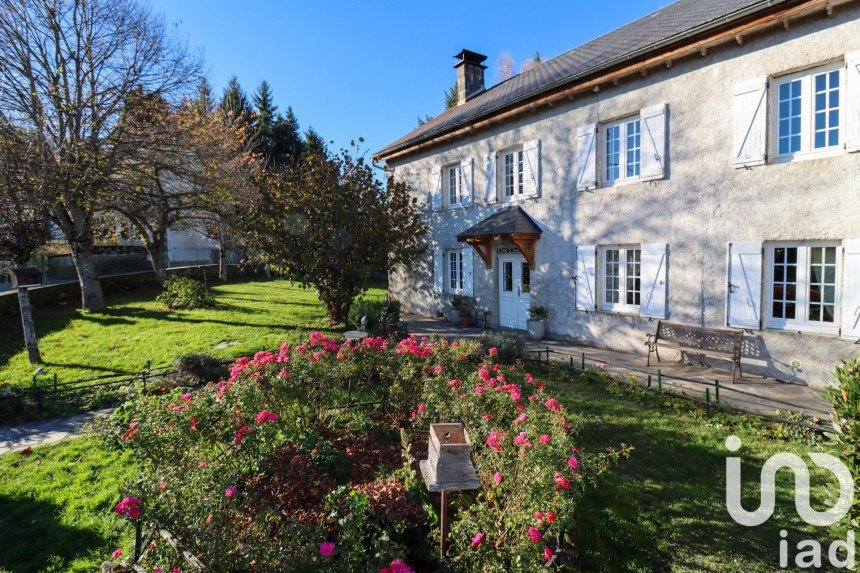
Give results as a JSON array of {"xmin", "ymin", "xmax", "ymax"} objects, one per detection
[
  {"xmin": 142, "ymin": 232, "xmax": 168, "ymax": 286},
  {"xmin": 218, "ymin": 227, "xmax": 228, "ymax": 281},
  {"xmin": 17, "ymin": 287, "xmax": 41, "ymax": 364},
  {"xmin": 68, "ymin": 242, "xmax": 105, "ymax": 311}
]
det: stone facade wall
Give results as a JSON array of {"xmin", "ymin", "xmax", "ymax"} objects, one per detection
[{"xmin": 387, "ymin": 8, "xmax": 860, "ymax": 388}]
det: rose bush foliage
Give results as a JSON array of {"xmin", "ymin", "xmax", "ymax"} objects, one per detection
[{"xmin": 100, "ymin": 332, "xmax": 625, "ymax": 572}]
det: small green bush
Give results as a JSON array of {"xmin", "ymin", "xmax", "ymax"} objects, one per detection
[
  {"xmin": 479, "ymin": 331, "xmax": 526, "ymax": 363},
  {"xmin": 157, "ymin": 276, "xmax": 215, "ymax": 310},
  {"xmin": 826, "ymin": 357, "xmax": 860, "ymax": 531},
  {"xmin": 347, "ymin": 297, "xmax": 401, "ymax": 335}
]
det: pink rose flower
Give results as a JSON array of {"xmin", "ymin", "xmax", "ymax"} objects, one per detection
[
  {"xmin": 534, "ymin": 511, "xmax": 543, "ymax": 520},
  {"xmin": 198, "ymin": 460, "xmax": 207, "ymax": 468},
  {"xmin": 484, "ymin": 413, "xmax": 492, "ymax": 421},
  {"xmin": 544, "ymin": 545, "xmax": 554, "ymax": 560},
  {"xmin": 255, "ymin": 410, "xmax": 278, "ymax": 424},
  {"xmin": 553, "ymin": 471, "xmax": 570, "ymax": 490},
  {"xmin": 114, "ymin": 496, "xmax": 142, "ymax": 519},
  {"xmin": 159, "ymin": 481, "xmax": 168, "ymax": 490},
  {"xmin": 448, "ymin": 379, "xmax": 461, "ymax": 388},
  {"xmin": 513, "ymin": 431, "xmax": 531, "ymax": 448},
  {"xmin": 485, "ymin": 430, "xmax": 505, "ymax": 452},
  {"xmin": 319, "ymin": 541, "xmax": 335, "ymax": 557},
  {"xmin": 488, "ymin": 347, "xmax": 498, "ymax": 357},
  {"xmin": 417, "ymin": 404, "xmax": 426, "ymax": 413},
  {"xmin": 471, "ymin": 532, "xmax": 485, "ymax": 548},
  {"xmin": 182, "ymin": 392, "xmax": 192, "ymax": 401},
  {"xmin": 544, "ymin": 398, "xmax": 561, "ymax": 412},
  {"xmin": 224, "ymin": 486, "xmax": 236, "ymax": 498},
  {"xmin": 539, "ymin": 434, "xmax": 551, "ymax": 445},
  {"xmin": 493, "ymin": 471, "xmax": 503, "ymax": 485},
  {"xmin": 474, "ymin": 386, "xmax": 485, "ymax": 395},
  {"xmin": 514, "ymin": 413, "xmax": 528, "ymax": 425},
  {"xmin": 433, "ymin": 364, "xmax": 445, "ymax": 375},
  {"xmin": 546, "ymin": 511, "xmax": 556, "ymax": 523},
  {"xmin": 528, "ymin": 527, "xmax": 542, "ymax": 543},
  {"xmin": 567, "ymin": 457, "xmax": 580, "ymax": 471},
  {"xmin": 233, "ymin": 425, "xmax": 248, "ymax": 446},
  {"xmin": 111, "ymin": 548, "xmax": 122, "ymax": 559}
]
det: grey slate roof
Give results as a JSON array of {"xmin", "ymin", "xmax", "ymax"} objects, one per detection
[
  {"xmin": 377, "ymin": 0, "xmax": 786, "ymax": 159},
  {"xmin": 456, "ymin": 206, "xmax": 542, "ymax": 241}
]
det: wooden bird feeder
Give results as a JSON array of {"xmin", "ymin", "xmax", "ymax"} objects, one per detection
[{"xmin": 419, "ymin": 423, "xmax": 479, "ymax": 557}]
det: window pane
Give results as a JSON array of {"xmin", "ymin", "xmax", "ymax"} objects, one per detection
[
  {"xmin": 521, "ymin": 263, "xmax": 530, "ymax": 291},
  {"xmin": 449, "ymin": 252, "xmax": 457, "ymax": 290},
  {"xmin": 808, "ymin": 246, "xmax": 837, "ymax": 323},
  {"xmin": 813, "ymin": 70, "xmax": 839, "ymax": 149},
  {"xmin": 517, "ymin": 151, "xmax": 524, "ymax": 194},
  {"xmin": 626, "ymin": 249, "xmax": 641, "ymax": 305},
  {"xmin": 626, "ymin": 120, "xmax": 641, "ymax": 177},
  {"xmin": 606, "ymin": 125, "xmax": 620, "ymax": 181},
  {"xmin": 772, "ymin": 247, "xmax": 797, "ymax": 319},
  {"xmin": 503, "ymin": 262, "xmax": 513, "ymax": 292},
  {"xmin": 504, "ymin": 154, "xmax": 514, "ymax": 196},
  {"xmin": 778, "ymin": 79, "xmax": 802, "ymax": 154},
  {"xmin": 604, "ymin": 249, "xmax": 620, "ymax": 304}
]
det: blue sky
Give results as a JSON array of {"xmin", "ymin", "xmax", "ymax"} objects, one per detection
[{"xmin": 149, "ymin": 0, "xmax": 669, "ymax": 157}]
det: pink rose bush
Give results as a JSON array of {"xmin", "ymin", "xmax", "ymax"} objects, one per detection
[{"xmin": 101, "ymin": 331, "xmax": 624, "ymax": 572}]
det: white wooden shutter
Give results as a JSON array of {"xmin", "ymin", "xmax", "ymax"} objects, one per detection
[
  {"xmin": 726, "ymin": 241, "xmax": 763, "ymax": 329},
  {"xmin": 640, "ymin": 243, "xmax": 668, "ymax": 319},
  {"xmin": 484, "ymin": 151, "xmax": 497, "ymax": 203},
  {"xmin": 430, "ymin": 166, "xmax": 443, "ymax": 211},
  {"xmin": 640, "ymin": 104, "xmax": 667, "ymax": 181},
  {"xmin": 462, "ymin": 248, "xmax": 474, "ymax": 296},
  {"xmin": 575, "ymin": 245, "xmax": 596, "ymax": 311},
  {"xmin": 846, "ymin": 52, "xmax": 860, "ymax": 153},
  {"xmin": 840, "ymin": 240, "xmax": 860, "ymax": 340},
  {"xmin": 732, "ymin": 78, "xmax": 768, "ymax": 167},
  {"xmin": 433, "ymin": 248, "xmax": 444, "ymax": 294},
  {"xmin": 460, "ymin": 158, "xmax": 474, "ymax": 205},
  {"xmin": 575, "ymin": 124, "xmax": 597, "ymax": 191},
  {"xmin": 523, "ymin": 139, "xmax": 541, "ymax": 197}
]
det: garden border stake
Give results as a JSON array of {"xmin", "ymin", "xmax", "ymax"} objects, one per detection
[
  {"xmin": 569, "ymin": 356, "xmax": 574, "ymax": 369},
  {"xmin": 142, "ymin": 360, "xmax": 151, "ymax": 392},
  {"xmin": 706, "ymin": 388, "xmax": 711, "ymax": 416},
  {"xmin": 581, "ymin": 353, "xmax": 585, "ymax": 370},
  {"xmin": 134, "ymin": 517, "xmax": 143, "ymax": 562},
  {"xmin": 647, "ymin": 374, "xmax": 652, "ymax": 388},
  {"xmin": 658, "ymin": 370, "xmax": 662, "ymax": 392},
  {"xmin": 715, "ymin": 380, "xmax": 720, "ymax": 402},
  {"xmin": 52, "ymin": 373, "xmax": 58, "ymax": 396},
  {"xmin": 440, "ymin": 490, "xmax": 450, "ymax": 558}
]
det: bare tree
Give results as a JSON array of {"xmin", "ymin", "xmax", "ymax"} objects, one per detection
[
  {"xmin": 0, "ymin": 0, "xmax": 202, "ymax": 310},
  {"xmin": 496, "ymin": 51, "xmax": 515, "ymax": 82},
  {"xmin": 520, "ymin": 52, "xmax": 542, "ymax": 73},
  {"xmin": 0, "ymin": 122, "xmax": 51, "ymax": 265}
]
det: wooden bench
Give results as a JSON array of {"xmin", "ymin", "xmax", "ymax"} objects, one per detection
[{"xmin": 645, "ymin": 321, "xmax": 745, "ymax": 383}]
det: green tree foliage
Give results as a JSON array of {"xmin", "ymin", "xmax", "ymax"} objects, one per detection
[
  {"xmin": 245, "ymin": 145, "xmax": 426, "ymax": 322},
  {"xmin": 302, "ymin": 127, "xmax": 328, "ymax": 158},
  {"xmin": 220, "ymin": 75, "xmax": 253, "ymax": 126},
  {"xmin": 251, "ymin": 81, "xmax": 304, "ymax": 168},
  {"xmin": 191, "ymin": 77, "xmax": 215, "ymax": 116},
  {"xmin": 444, "ymin": 81, "xmax": 459, "ymax": 109}
]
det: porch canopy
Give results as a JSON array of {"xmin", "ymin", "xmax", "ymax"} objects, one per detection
[{"xmin": 456, "ymin": 206, "xmax": 541, "ymax": 270}]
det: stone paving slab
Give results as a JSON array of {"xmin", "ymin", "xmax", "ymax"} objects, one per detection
[
  {"xmin": 0, "ymin": 408, "xmax": 113, "ymax": 455},
  {"xmin": 404, "ymin": 314, "xmax": 832, "ymax": 420}
]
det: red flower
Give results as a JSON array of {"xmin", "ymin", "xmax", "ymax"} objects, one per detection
[
  {"xmin": 553, "ymin": 471, "xmax": 571, "ymax": 490},
  {"xmin": 544, "ymin": 545, "xmax": 554, "ymax": 561},
  {"xmin": 233, "ymin": 425, "xmax": 249, "ymax": 446},
  {"xmin": 255, "ymin": 410, "xmax": 278, "ymax": 424},
  {"xmin": 114, "ymin": 496, "xmax": 142, "ymax": 519},
  {"xmin": 123, "ymin": 420, "xmax": 140, "ymax": 441}
]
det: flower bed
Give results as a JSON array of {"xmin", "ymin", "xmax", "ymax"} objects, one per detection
[{"xmin": 100, "ymin": 333, "xmax": 626, "ymax": 572}]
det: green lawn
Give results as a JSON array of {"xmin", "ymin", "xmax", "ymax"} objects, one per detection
[
  {"xmin": 0, "ymin": 435, "xmax": 135, "ymax": 573},
  {"xmin": 0, "ymin": 369, "xmax": 841, "ymax": 572},
  {"xmin": 552, "ymin": 370, "xmax": 839, "ymax": 573},
  {"xmin": 0, "ymin": 277, "xmax": 385, "ymax": 390}
]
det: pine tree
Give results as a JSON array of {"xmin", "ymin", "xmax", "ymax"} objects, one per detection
[
  {"xmin": 444, "ymin": 82, "xmax": 458, "ymax": 110},
  {"xmin": 252, "ymin": 80, "xmax": 278, "ymax": 163},
  {"xmin": 303, "ymin": 127, "xmax": 328, "ymax": 158},
  {"xmin": 191, "ymin": 77, "xmax": 215, "ymax": 115},
  {"xmin": 220, "ymin": 75, "xmax": 252, "ymax": 126},
  {"xmin": 272, "ymin": 106, "xmax": 304, "ymax": 166}
]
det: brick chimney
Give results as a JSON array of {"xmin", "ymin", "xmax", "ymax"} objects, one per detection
[{"xmin": 454, "ymin": 49, "xmax": 487, "ymax": 106}]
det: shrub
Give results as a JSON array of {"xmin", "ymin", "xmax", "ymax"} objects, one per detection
[
  {"xmin": 479, "ymin": 331, "xmax": 526, "ymax": 364},
  {"xmin": 346, "ymin": 297, "xmax": 401, "ymax": 336},
  {"xmin": 156, "ymin": 276, "xmax": 215, "ymax": 309},
  {"xmin": 528, "ymin": 305, "xmax": 548, "ymax": 320},
  {"xmin": 98, "ymin": 332, "xmax": 624, "ymax": 572},
  {"xmin": 826, "ymin": 357, "xmax": 860, "ymax": 531}
]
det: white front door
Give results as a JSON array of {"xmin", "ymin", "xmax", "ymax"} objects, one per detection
[{"xmin": 498, "ymin": 254, "xmax": 531, "ymax": 329}]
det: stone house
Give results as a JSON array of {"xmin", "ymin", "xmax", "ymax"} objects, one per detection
[{"xmin": 374, "ymin": 0, "xmax": 860, "ymax": 388}]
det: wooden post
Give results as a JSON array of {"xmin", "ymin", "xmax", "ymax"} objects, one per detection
[
  {"xmin": 581, "ymin": 353, "xmax": 585, "ymax": 370},
  {"xmin": 715, "ymin": 380, "xmax": 720, "ymax": 402},
  {"xmin": 17, "ymin": 287, "xmax": 41, "ymax": 364},
  {"xmin": 647, "ymin": 374, "xmax": 652, "ymax": 388},
  {"xmin": 706, "ymin": 388, "xmax": 711, "ymax": 416},
  {"xmin": 440, "ymin": 490, "xmax": 450, "ymax": 558},
  {"xmin": 658, "ymin": 370, "xmax": 663, "ymax": 392}
]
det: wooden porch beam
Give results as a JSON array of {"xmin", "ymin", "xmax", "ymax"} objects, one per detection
[
  {"xmin": 465, "ymin": 238, "xmax": 494, "ymax": 268},
  {"xmin": 510, "ymin": 233, "xmax": 539, "ymax": 270}
]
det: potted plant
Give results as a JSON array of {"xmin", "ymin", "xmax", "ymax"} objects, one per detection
[
  {"xmin": 451, "ymin": 295, "xmax": 473, "ymax": 327},
  {"xmin": 527, "ymin": 305, "xmax": 548, "ymax": 340}
]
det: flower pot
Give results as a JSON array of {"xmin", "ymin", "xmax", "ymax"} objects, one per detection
[
  {"xmin": 458, "ymin": 314, "xmax": 473, "ymax": 327},
  {"xmin": 448, "ymin": 308, "xmax": 460, "ymax": 323},
  {"xmin": 527, "ymin": 319, "xmax": 546, "ymax": 341}
]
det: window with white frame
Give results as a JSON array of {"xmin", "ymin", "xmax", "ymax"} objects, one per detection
[
  {"xmin": 765, "ymin": 242, "xmax": 841, "ymax": 334},
  {"xmin": 499, "ymin": 147, "xmax": 524, "ymax": 199},
  {"xmin": 443, "ymin": 163, "xmax": 462, "ymax": 207},
  {"xmin": 773, "ymin": 62, "xmax": 844, "ymax": 160},
  {"xmin": 604, "ymin": 116, "xmax": 641, "ymax": 184},
  {"xmin": 446, "ymin": 249, "xmax": 464, "ymax": 292},
  {"xmin": 601, "ymin": 246, "xmax": 641, "ymax": 311}
]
